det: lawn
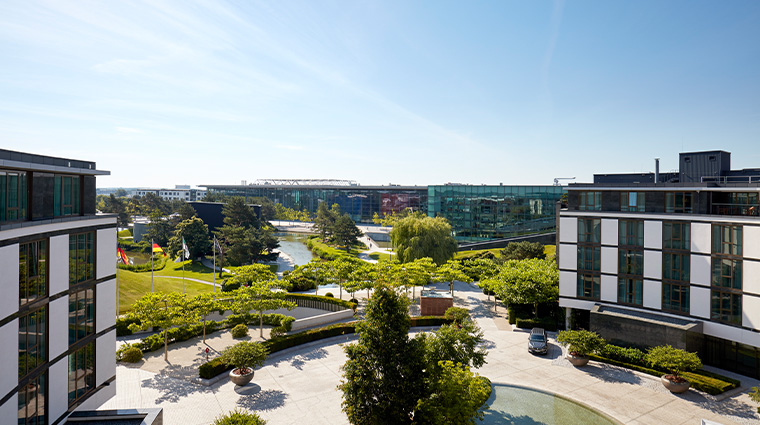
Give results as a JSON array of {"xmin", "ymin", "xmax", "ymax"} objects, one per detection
[
  {"xmin": 117, "ymin": 269, "xmax": 218, "ymax": 314},
  {"xmin": 369, "ymin": 251, "xmax": 395, "ymax": 261},
  {"xmin": 153, "ymin": 258, "xmax": 234, "ymax": 283},
  {"xmin": 454, "ymin": 248, "xmax": 503, "ymax": 260}
]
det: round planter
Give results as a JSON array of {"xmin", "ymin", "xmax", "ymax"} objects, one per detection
[
  {"xmin": 566, "ymin": 354, "xmax": 589, "ymax": 367},
  {"xmin": 661, "ymin": 375, "xmax": 690, "ymax": 393},
  {"xmin": 229, "ymin": 368, "xmax": 254, "ymax": 386}
]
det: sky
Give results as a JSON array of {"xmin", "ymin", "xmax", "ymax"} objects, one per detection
[{"xmin": 1, "ymin": 1, "xmax": 759, "ymax": 189}]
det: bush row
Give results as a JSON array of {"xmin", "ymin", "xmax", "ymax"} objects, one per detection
[
  {"xmin": 199, "ymin": 316, "xmax": 453, "ymax": 379},
  {"xmin": 117, "ymin": 255, "xmax": 168, "ymax": 272},
  {"xmin": 118, "ymin": 239, "xmax": 152, "ymax": 253},
  {"xmin": 306, "ymin": 237, "xmax": 354, "ymax": 260},
  {"xmin": 285, "ymin": 293, "xmax": 357, "ymax": 310},
  {"xmin": 515, "ymin": 317, "xmax": 559, "ymax": 332}
]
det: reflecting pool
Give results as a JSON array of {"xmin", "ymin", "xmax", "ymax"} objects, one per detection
[
  {"xmin": 275, "ymin": 232, "xmax": 316, "ymax": 266},
  {"xmin": 482, "ymin": 384, "xmax": 621, "ymax": 425}
]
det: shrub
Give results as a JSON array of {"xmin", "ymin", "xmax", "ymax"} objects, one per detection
[
  {"xmin": 444, "ymin": 307, "xmax": 470, "ymax": 324},
  {"xmin": 324, "ymin": 292, "xmax": 334, "ymax": 298},
  {"xmin": 117, "ymin": 254, "xmax": 167, "ymax": 272},
  {"xmin": 221, "ymin": 341, "xmax": 268, "ymax": 374},
  {"xmin": 644, "ymin": 345, "xmax": 702, "ymax": 378},
  {"xmin": 598, "ymin": 344, "xmax": 646, "ymax": 365},
  {"xmin": 199, "ymin": 357, "xmax": 230, "ymax": 379},
  {"xmin": 116, "ymin": 317, "xmax": 141, "ymax": 336},
  {"xmin": 213, "ymin": 409, "xmax": 267, "ymax": 425},
  {"xmin": 118, "ymin": 346, "xmax": 144, "ymax": 363},
  {"xmin": 270, "ymin": 326, "xmax": 286, "ymax": 339},
  {"xmin": 231, "ymin": 324, "xmax": 249, "ymax": 338},
  {"xmin": 515, "ymin": 317, "xmax": 558, "ymax": 332},
  {"xmin": 556, "ymin": 330, "xmax": 605, "ymax": 356},
  {"xmin": 349, "ymin": 298, "xmax": 359, "ymax": 305}
]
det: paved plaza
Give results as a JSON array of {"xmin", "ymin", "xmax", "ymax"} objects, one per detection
[{"xmin": 101, "ymin": 282, "xmax": 760, "ymax": 425}]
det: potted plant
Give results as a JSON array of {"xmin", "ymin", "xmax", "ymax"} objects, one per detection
[
  {"xmin": 556, "ymin": 329, "xmax": 605, "ymax": 367},
  {"xmin": 644, "ymin": 345, "xmax": 702, "ymax": 393},
  {"xmin": 749, "ymin": 386, "xmax": 760, "ymax": 413},
  {"xmin": 221, "ymin": 341, "xmax": 268, "ymax": 386}
]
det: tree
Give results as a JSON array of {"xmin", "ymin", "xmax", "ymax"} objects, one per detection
[
  {"xmin": 144, "ymin": 208, "xmax": 174, "ymax": 247},
  {"xmin": 339, "ymin": 285, "xmax": 426, "ymax": 424},
  {"xmin": 223, "ymin": 197, "xmax": 260, "ymax": 228},
  {"xmin": 178, "ymin": 202, "xmax": 197, "ymax": 220},
  {"xmin": 390, "ymin": 215, "xmax": 457, "ymax": 265},
  {"xmin": 326, "ymin": 257, "xmax": 363, "ymax": 299},
  {"xmin": 434, "ymin": 260, "xmax": 472, "ymax": 295},
  {"xmin": 501, "ymin": 241, "xmax": 546, "ymax": 261},
  {"xmin": 314, "ymin": 201, "xmax": 337, "ymax": 241},
  {"xmin": 418, "ymin": 321, "xmax": 487, "ymax": 376},
  {"xmin": 188, "ymin": 293, "xmax": 220, "ymax": 342},
  {"xmin": 249, "ymin": 197, "xmax": 276, "ymax": 222},
  {"xmin": 333, "ymin": 215, "xmax": 363, "ymax": 250},
  {"xmin": 169, "ymin": 217, "xmax": 210, "ymax": 262},
  {"xmin": 414, "ymin": 361, "xmax": 491, "ymax": 425},
  {"xmin": 225, "ymin": 264, "xmax": 277, "ymax": 291},
  {"xmin": 748, "ymin": 386, "xmax": 760, "ymax": 413},
  {"xmin": 556, "ymin": 330, "xmax": 605, "ymax": 357},
  {"xmin": 100, "ymin": 193, "xmax": 130, "ymax": 227},
  {"xmin": 644, "ymin": 345, "xmax": 702, "ymax": 379},
  {"xmin": 126, "ymin": 292, "xmax": 196, "ymax": 361},
  {"xmin": 231, "ymin": 278, "xmax": 295, "ymax": 337},
  {"xmin": 372, "ymin": 208, "xmax": 417, "ymax": 227},
  {"xmin": 485, "ymin": 258, "xmax": 558, "ymax": 318}
]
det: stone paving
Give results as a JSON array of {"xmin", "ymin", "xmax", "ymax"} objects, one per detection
[{"xmin": 101, "ymin": 282, "xmax": 760, "ymax": 425}]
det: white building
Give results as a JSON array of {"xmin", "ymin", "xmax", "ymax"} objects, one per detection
[
  {"xmin": 0, "ymin": 150, "xmax": 117, "ymax": 424},
  {"xmin": 133, "ymin": 186, "xmax": 206, "ymax": 202},
  {"xmin": 558, "ymin": 150, "xmax": 760, "ymax": 379}
]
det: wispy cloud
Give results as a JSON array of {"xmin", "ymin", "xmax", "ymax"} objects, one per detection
[{"xmin": 116, "ymin": 127, "xmax": 143, "ymax": 134}]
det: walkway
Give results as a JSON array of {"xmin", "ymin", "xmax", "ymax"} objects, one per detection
[{"xmin": 101, "ymin": 282, "xmax": 760, "ymax": 425}]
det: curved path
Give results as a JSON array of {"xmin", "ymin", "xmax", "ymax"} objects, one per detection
[{"xmin": 101, "ymin": 282, "xmax": 760, "ymax": 425}]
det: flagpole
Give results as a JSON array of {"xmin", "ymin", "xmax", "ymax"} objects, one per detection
[
  {"xmin": 182, "ymin": 235, "xmax": 186, "ymax": 294},
  {"xmin": 151, "ymin": 238, "xmax": 154, "ymax": 293},
  {"xmin": 213, "ymin": 236, "xmax": 217, "ymax": 299}
]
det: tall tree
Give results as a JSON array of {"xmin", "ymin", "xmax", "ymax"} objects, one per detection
[
  {"xmin": 231, "ymin": 279, "xmax": 295, "ymax": 337},
  {"xmin": 390, "ymin": 215, "xmax": 457, "ymax": 265},
  {"xmin": 314, "ymin": 201, "xmax": 336, "ymax": 241},
  {"xmin": 223, "ymin": 196, "xmax": 260, "ymax": 228},
  {"xmin": 178, "ymin": 202, "xmax": 197, "ymax": 220},
  {"xmin": 485, "ymin": 258, "xmax": 559, "ymax": 318},
  {"xmin": 501, "ymin": 241, "xmax": 546, "ymax": 260},
  {"xmin": 249, "ymin": 197, "xmax": 276, "ymax": 222},
  {"xmin": 169, "ymin": 217, "xmax": 210, "ymax": 262},
  {"xmin": 333, "ymin": 214, "xmax": 363, "ymax": 250},
  {"xmin": 144, "ymin": 208, "xmax": 174, "ymax": 247}
]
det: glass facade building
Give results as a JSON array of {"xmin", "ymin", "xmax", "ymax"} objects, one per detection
[{"xmin": 427, "ymin": 185, "xmax": 565, "ymax": 242}]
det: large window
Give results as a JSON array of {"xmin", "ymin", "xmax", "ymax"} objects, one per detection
[
  {"xmin": 618, "ymin": 249, "xmax": 643, "ymax": 275},
  {"xmin": 619, "ymin": 220, "xmax": 644, "ymax": 247},
  {"xmin": 19, "ymin": 307, "xmax": 46, "ymax": 379},
  {"xmin": 711, "ymin": 291, "xmax": 741, "ymax": 325},
  {"xmin": 577, "ymin": 218, "xmax": 601, "ymax": 243},
  {"xmin": 711, "ymin": 224, "xmax": 742, "ymax": 325},
  {"xmin": 577, "ymin": 274, "xmax": 600, "ymax": 300},
  {"xmin": 54, "ymin": 175, "xmax": 81, "ymax": 217},
  {"xmin": 578, "ymin": 191, "xmax": 601, "ymax": 211},
  {"xmin": 663, "ymin": 253, "xmax": 690, "ymax": 282},
  {"xmin": 577, "ymin": 246, "xmax": 601, "ymax": 271},
  {"xmin": 69, "ymin": 288, "xmax": 94, "ymax": 345},
  {"xmin": 712, "ymin": 224, "xmax": 742, "ymax": 256},
  {"xmin": 0, "ymin": 170, "xmax": 27, "ymax": 222},
  {"xmin": 68, "ymin": 342, "xmax": 95, "ymax": 406},
  {"xmin": 20, "ymin": 240, "xmax": 47, "ymax": 306},
  {"xmin": 711, "ymin": 258, "xmax": 742, "ymax": 289},
  {"xmin": 618, "ymin": 278, "xmax": 643, "ymax": 305},
  {"xmin": 663, "ymin": 222, "xmax": 690, "ymax": 251},
  {"xmin": 69, "ymin": 232, "xmax": 94, "ymax": 285},
  {"xmin": 620, "ymin": 192, "xmax": 645, "ymax": 212},
  {"xmin": 18, "ymin": 372, "xmax": 46, "ymax": 425},
  {"xmin": 665, "ymin": 192, "xmax": 693, "ymax": 213},
  {"xmin": 663, "ymin": 282, "xmax": 690, "ymax": 314}
]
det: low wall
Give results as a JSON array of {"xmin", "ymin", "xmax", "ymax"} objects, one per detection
[{"xmin": 291, "ymin": 309, "xmax": 355, "ymax": 331}]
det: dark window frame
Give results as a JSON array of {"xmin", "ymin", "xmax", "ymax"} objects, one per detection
[
  {"xmin": 618, "ymin": 248, "xmax": 643, "ymax": 276},
  {"xmin": 0, "ymin": 169, "xmax": 28, "ymax": 222},
  {"xmin": 578, "ymin": 191, "xmax": 601, "ymax": 211},
  {"xmin": 577, "ymin": 273, "xmax": 600, "ymax": 300},
  {"xmin": 619, "ymin": 219, "xmax": 644, "ymax": 247},
  {"xmin": 665, "ymin": 192, "xmax": 694, "ymax": 214},
  {"xmin": 618, "ymin": 277, "xmax": 643, "ymax": 306},
  {"xmin": 662, "ymin": 281, "xmax": 690, "ymax": 314},
  {"xmin": 578, "ymin": 218, "xmax": 601, "ymax": 244},
  {"xmin": 620, "ymin": 191, "xmax": 646, "ymax": 212},
  {"xmin": 69, "ymin": 231, "xmax": 95, "ymax": 285},
  {"xmin": 663, "ymin": 221, "xmax": 690, "ymax": 251},
  {"xmin": 19, "ymin": 306, "xmax": 47, "ymax": 380},
  {"xmin": 68, "ymin": 342, "xmax": 96, "ymax": 407},
  {"xmin": 20, "ymin": 239, "xmax": 48, "ymax": 306},
  {"xmin": 69, "ymin": 287, "xmax": 95, "ymax": 346},
  {"xmin": 18, "ymin": 372, "xmax": 46, "ymax": 425},
  {"xmin": 711, "ymin": 290, "xmax": 742, "ymax": 325}
]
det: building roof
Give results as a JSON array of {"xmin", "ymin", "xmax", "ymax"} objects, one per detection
[{"xmin": 0, "ymin": 148, "xmax": 109, "ymax": 176}]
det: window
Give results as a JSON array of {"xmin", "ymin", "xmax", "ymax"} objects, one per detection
[
  {"xmin": 54, "ymin": 175, "xmax": 80, "ymax": 217},
  {"xmin": 19, "ymin": 307, "xmax": 46, "ymax": 379},
  {"xmin": 577, "ymin": 218, "xmax": 601, "ymax": 243},
  {"xmin": 663, "ymin": 222, "xmax": 690, "ymax": 251},
  {"xmin": 69, "ymin": 232, "xmax": 94, "ymax": 285},
  {"xmin": 663, "ymin": 282, "xmax": 689, "ymax": 314},
  {"xmin": 20, "ymin": 240, "xmax": 47, "ymax": 306},
  {"xmin": 618, "ymin": 278, "xmax": 643, "ymax": 305},
  {"xmin": 0, "ymin": 170, "xmax": 27, "ymax": 222},
  {"xmin": 577, "ymin": 246, "xmax": 601, "ymax": 271},
  {"xmin": 69, "ymin": 288, "xmax": 94, "ymax": 345},
  {"xmin": 711, "ymin": 291, "xmax": 741, "ymax": 325},
  {"xmin": 665, "ymin": 192, "xmax": 693, "ymax": 213},
  {"xmin": 618, "ymin": 249, "xmax": 643, "ymax": 275},
  {"xmin": 621, "ymin": 192, "xmax": 645, "ymax": 212},
  {"xmin": 712, "ymin": 224, "xmax": 742, "ymax": 256},
  {"xmin": 711, "ymin": 258, "xmax": 742, "ymax": 289},
  {"xmin": 578, "ymin": 191, "xmax": 601, "ymax": 211},
  {"xmin": 577, "ymin": 274, "xmax": 600, "ymax": 299},
  {"xmin": 663, "ymin": 253, "xmax": 690, "ymax": 282},
  {"xmin": 18, "ymin": 373, "xmax": 46, "ymax": 425},
  {"xmin": 619, "ymin": 220, "xmax": 643, "ymax": 246},
  {"xmin": 68, "ymin": 342, "xmax": 95, "ymax": 406}
]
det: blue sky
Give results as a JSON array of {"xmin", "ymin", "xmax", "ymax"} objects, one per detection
[{"xmin": 1, "ymin": 1, "xmax": 759, "ymax": 188}]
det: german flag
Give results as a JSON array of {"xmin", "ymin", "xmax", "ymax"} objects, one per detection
[
  {"xmin": 117, "ymin": 247, "xmax": 129, "ymax": 265},
  {"xmin": 152, "ymin": 243, "xmax": 166, "ymax": 255}
]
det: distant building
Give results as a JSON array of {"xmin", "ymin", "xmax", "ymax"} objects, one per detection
[
  {"xmin": 558, "ymin": 150, "xmax": 760, "ymax": 379},
  {"xmin": 132, "ymin": 185, "xmax": 206, "ymax": 202},
  {"xmin": 188, "ymin": 201, "xmax": 262, "ymax": 233},
  {"xmin": 0, "ymin": 149, "xmax": 117, "ymax": 424}
]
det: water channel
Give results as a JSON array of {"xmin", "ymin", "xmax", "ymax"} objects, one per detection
[{"xmin": 275, "ymin": 232, "xmax": 316, "ymax": 266}]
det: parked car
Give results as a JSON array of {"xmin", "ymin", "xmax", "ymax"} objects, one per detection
[{"xmin": 528, "ymin": 327, "xmax": 548, "ymax": 355}]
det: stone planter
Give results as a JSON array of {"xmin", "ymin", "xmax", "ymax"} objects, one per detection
[
  {"xmin": 566, "ymin": 354, "xmax": 589, "ymax": 367},
  {"xmin": 661, "ymin": 375, "xmax": 690, "ymax": 393},
  {"xmin": 229, "ymin": 368, "xmax": 254, "ymax": 386}
]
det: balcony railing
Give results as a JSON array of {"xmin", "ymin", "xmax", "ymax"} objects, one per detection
[{"xmin": 711, "ymin": 203, "xmax": 759, "ymax": 216}]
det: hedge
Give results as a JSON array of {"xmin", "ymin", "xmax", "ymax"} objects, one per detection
[
  {"xmin": 199, "ymin": 316, "xmax": 452, "ymax": 379},
  {"xmin": 117, "ymin": 255, "xmax": 168, "ymax": 272},
  {"xmin": 306, "ymin": 237, "xmax": 355, "ymax": 260},
  {"xmin": 285, "ymin": 293, "xmax": 356, "ymax": 311},
  {"xmin": 116, "ymin": 317, "xmax": 142, "ymax": 336},
  {"xmin": 515, "ymin": 317, "xmax": 559, "ymax": 332}
]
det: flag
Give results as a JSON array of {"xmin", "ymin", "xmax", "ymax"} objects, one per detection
[
  {"xmin": 182, "ymin": 237, "xmax": 190, "ymax": 259},
  {"xmin": 117, "ymin": 247, "xmax": 129, "ymax": 265},
  {"xmin": 152, "ymin": 243, "xmax": 165, "ymax": 255},
  {"xmin": 214, "ymin": 236, "xmax": 222, "ymax": 255}
]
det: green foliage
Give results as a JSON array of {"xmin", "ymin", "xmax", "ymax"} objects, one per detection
[
  {"xmin": 117, "ymin": 345, "xmax": 144, "ymax": 363},
  {"xmin": 223, "ymin": 197, "xmax": 261, "ymax": 228},
  {"xmin": 444, "ymin": 307, "xmax": 470, "ymax": 324},
  {"xmin": 231, "ymin": 324, "xmax": 249, "ymax": 338},
  {"xmin": 598, "ymin": 344, "xmax": 647, "ymax": 365},
  {"xmin": 556, "ymin": 330, "xmax": 605, "ymax": 356},
  {"xmin": 324, "ymin": 292, "xmax": 334, "ymax": 298},
  {"xmin": 461, "ymin": 258, "xmax": 499, "ymax": 282},
  {"xmin": 220, "ymin": 341, "xmax": 268, "ymax": 374},
  {"xmin": 144, "ymin": 209, "xmax": 175, "ymax": 248},
  {"xmin": 283, "ymin": 265, "xmax": 319, "ymax": 291},
  {"xmin": 307, "ymin": 237, "xmax": 356, "ymax": 260},
  {"xmin": 168, "ymin": 216, "xmax": 210, "ymax": 261},
  {"xmin": 390, "ymin": 214, "xmax": 457, "ymax": 265},
  {"xmin": 125, "ymin": 292, "xmax": 198, "ymax": 361},
  {"xmin": 418, "ymin": 321, "xmax": 487, "ymax": 376},
  {"xmin": 749, "ymin": 386, "xmax": 760, "ymax": 407},
  {"xmin": 116, "ymin": 316, "xmax": 141, "ymax": 336},
  {"xmin": 269, "ymin": 326, "xmax": 286, "ymax": 339},
  {"xmin": 213, "ymin": 409, "xmax": 267, "ymax": 425},
  {"xmin": 371, "ymin": 209, "xmax": 417, "ymax": 227},
  {"xmin": 232, "ymin": 279, "xmax": 296, "ymax": 337},
  {"xmin": 117, "ymin": 254, "xmax": 168, "ymax": 272},
  {"xmin": 485, "ymin": 258, "xmax": 558, "ymax": 318},
  {"xmin": 514, "ymin": 317, "xmax": 559, "ymax": 332},
  {"xmin": 414, "ymin": 362, "xmax": 491, "ymax": 425},
  {"xmin": 644, "ymin": 345, "xmax": 702, "ymax": 377},
  {"xmin": 118, "ymin": 228, "xmax": 132, "ymax": 237},
  {"xmin": 285, "ymin": 292, "xmax": 357, "ymax": 310},
  {"xmin": 501, "ymin": 241, "xmax": 546, "ymax": 261}
]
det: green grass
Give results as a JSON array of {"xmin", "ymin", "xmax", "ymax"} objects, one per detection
[
  {"xmin": 544, "ymin": 245, "xmax": 556, "ymax": 259},
  {"xmin": 117, "ymin": 269, "xmax": 217, "ymax": 314},
  {"xmin": 118, "ymin": 228, "xmax": 133, "ymax": 237},
  {"xmin": 153, "ymin": 259, "xmax": 234, "ymax": 283},
  {"xmin": 369, "ymin": 251, "xmax": 395, "ymax": 261},
  {"xmin": 454, "ymin": 248, "xmax": 502, "ymax": 260}
]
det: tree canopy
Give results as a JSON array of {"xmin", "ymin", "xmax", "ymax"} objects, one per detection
[
  {"xmin": 169, "ymin": 216, "xmax": 210, "ymax": 262},
  {"xmin": 126, "ymin": 292, "xmax": 197, "ymax": 361},
  {"xmin": 390, "ymin": 214, "xmax": 457, "ymax": 265},
  {"xmin": 484, "ymin": 258, "xmax": 558, "ymax": 317},
  {"xmin": 501, "ymin": 241, "xmax": 546, "ymax": 261}
]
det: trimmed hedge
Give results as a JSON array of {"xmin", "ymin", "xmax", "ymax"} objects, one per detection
[
  {"xmin": 515, "ymin": 317, "xmax": 559, "ymax": 332},
  {"xmin": 116, "ymin": 317, "xmax": 142, "ymax": 337},
  {"xmin": 118, "ymin": 255, "xmax": 168, "ymax": 272},
  {"xmin": 285, "ymin": 293, "xmax": 357, "ymax": 311},
  {"xmin": 306, "ymin": 237, "xmax": 355, "ymax": 260},
  {"xmin": 199, "ymin": 315, "xmax": 452, "ymax": 379}
]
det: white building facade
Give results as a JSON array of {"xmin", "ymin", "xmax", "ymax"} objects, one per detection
[
  {"xmin": 0, "ymin": 150, "xmax": 116, "ymax": 424},
  {"xmin": 133, "ymin": 186, "xmax": 206, "ymax": 202}
]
